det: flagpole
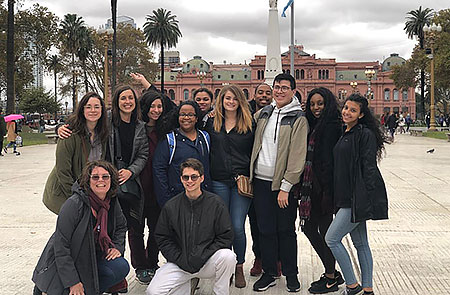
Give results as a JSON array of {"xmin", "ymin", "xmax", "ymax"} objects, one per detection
[{"xmin": 290, "ymin": 1, "xmax": 294, "ymax": 77}]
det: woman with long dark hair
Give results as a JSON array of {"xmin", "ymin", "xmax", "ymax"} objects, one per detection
[
  {"xmin": 298, "ymin": 87, "xmax": 344, "ymax": 293},
  {"xmin": 43, "ymin": 92, "xmax": 109, "ymax": 214},
  {"xmin": 325, "ymin": 94, "xmax": 388, "ymax": 295},
  {"xmin": 152, "ymin": 100, "xmax": 211, "ymax": 207}
]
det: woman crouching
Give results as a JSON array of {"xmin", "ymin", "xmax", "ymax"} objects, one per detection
[{"xmin": 33, "ymin": 160, "xmax": 129, "ymax": 295}]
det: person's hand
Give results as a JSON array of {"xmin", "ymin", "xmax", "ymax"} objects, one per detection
[
  {"xmin": 118, "ymin": 169, "xmax": 132, "ymax": 185},
  {"xmin": 300, "ymin": 102, "xmax": 306, "ymax": 111},
  {"xmin": 57, "ymin": 124, "xmax": 72, "ymax": 139},
  {"xmin": 105, "ymin": 248, "xmax": 121, "ymax": 260},
  {"xmin": 277, "ymin": 190, "xmax": 289, "ymax": 208},
  {"xmin": 207, "ymin": 110, "xmax": 216, "ymax": 118},
  {"xmin": 69, "ymin": 282, "xmax": 84, "ymax": 295},
  {"xmin": 130, "ymin": 72, "xmax": 151, "ymax": 89}
]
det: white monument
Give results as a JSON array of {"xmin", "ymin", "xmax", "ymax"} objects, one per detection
[{"xmin": 265, "ymin": 0, "xmax": 283, "ymax": 86}]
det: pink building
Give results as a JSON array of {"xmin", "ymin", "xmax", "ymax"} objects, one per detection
[{"xmin": 151, "ymin": 47, "xmax": 415, "ymax": 118}]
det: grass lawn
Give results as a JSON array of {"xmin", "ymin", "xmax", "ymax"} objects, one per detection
[
  {"xmin": 2, "ymin": 125, "xmax": 48, "ymax": 148},
  {"xmin": 423, "ymin": 131, "xmax": 449, "ymax": 140}
]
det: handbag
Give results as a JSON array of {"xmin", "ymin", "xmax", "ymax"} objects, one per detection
[
  {"xmin": 114, "ymin": 130, "xmax": 140, "ymax": 203},
  {"xmin": 235, "ymin": 175, "xmax": 253, "ymax": 198}
]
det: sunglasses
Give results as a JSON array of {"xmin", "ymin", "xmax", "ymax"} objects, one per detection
[
  {"xmin": 90, "ymin": 174, "xmax": 111, "ymax": 181},
  {"xmin": 181, "ymin": 174, "xmax": 201, "ymax": 181}
]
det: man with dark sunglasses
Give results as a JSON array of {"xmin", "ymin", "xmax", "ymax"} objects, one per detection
[{"xmin": 146, "ymin": 158, "xmax": 235, "ymax": 295}]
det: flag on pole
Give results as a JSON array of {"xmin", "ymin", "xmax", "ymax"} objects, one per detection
[{"xmin": 281, "ymin": 0, "xmax": 294, "ymax": 17}]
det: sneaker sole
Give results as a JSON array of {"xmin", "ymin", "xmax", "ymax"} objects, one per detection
[
  {"xmin": 308, "ymin": 284, "xmax": 339, "ymax": 294},
  {"xmin": 253, "ymin": 281, "xmax": 276, "ymax": 292},
  {"xmin": 286, "ymin": 286, "xmax": 301, "ymax": 292},
  {"xmin": 135, "ymin": 277, "xmax": 151, "ymax": 285}
]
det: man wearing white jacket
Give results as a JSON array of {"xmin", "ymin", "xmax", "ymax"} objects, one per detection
[{"xmin": 250, "ymin": 73, "xmax": 308, "ymax": 292}]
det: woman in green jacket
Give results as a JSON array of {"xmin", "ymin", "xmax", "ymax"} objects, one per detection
[{"xmin": 43, "ymin": 92, "xmax": 109, "ymax": 214}]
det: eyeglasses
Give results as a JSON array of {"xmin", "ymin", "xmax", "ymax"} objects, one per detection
[
  {"xmin": 179, "ymin": 113, "xmax": 196, "ymax": 118},
  {"xmin": 273, "ymin": 85, "xmax": 291, "ymax": 93},
  {"xmin": 90, "ymin": 174, "xmax": 111, "ymax": 181},
  {"xmin": 84, "ymin": 105, "xmax": 102, "ymax": 111},
  {"xmin": 181, "ymin": 174, "xmax": 201, "ymax": 181}
]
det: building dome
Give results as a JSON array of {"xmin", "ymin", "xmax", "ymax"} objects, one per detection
[
  {"xmin": 382, "ymin": 53, "xmax": 406, "ymax": 72},
  {"xmin": 182, "ymin": 56, "xmax": 210, "ymax": 73}
]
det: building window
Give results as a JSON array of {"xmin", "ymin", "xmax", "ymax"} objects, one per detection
[
  {"xmin": 318, "ymin": 70, "xmax": 322, "ymax": 80},
  {"xmin": 295, "ymin": 69, "xmax": 299, "ymax": 79},
  {"xmin": 301, "ymin": 69, "xmax": 305, "ymax": 79},
  {"xmin": 183, "ymin": 89, "xmax": 189, "ymax": 101},
  {"xmin": 387, "ymin": 62, "xmax": 391, "ymax": 66},
  {"xmin": 393, "ymin": 89, "xmax": 399, "ymax": 101},
  {"xmin": 325, "ymin": 70, "xmax": 329, "ymax": 79},
  {"xmin": 243, "ymin": 89, "xmax": 249, "ymax": 99},
  {"xmin": 170, "ymin": 75, "xmax": 175, "ymax": 80},
  {"xmin": 384, "ymin": 89, "xmax": 390, "ymax": 101},
  {"xmin": 286, "ymin": 69, "xmax": 290, "ymax": 75},
  {"xmin": 393, "ymin": 107, "xmax": 399, "ymax": 113},
  {"xmin": 218, "ymin": 75, "xmax": 221, "ymax": 79},
  {"xmin": 231, "ymin": 74, "xmax": 234, "ymax": 79},
  {"xmin": 282, "ymin": 69, "xmax": 285, "ymax": 73},
  {"xmin": 402, "ymin": 90, "xmax": 408, "ymax": 101},
  {"xmin": 339, "ymin": 74, "xmax": 344, "ymax": 80},
  {"xmin": 354, "ymin": 74, "xmax": 358, "ymax": 79},
  {"xmin": 244, "ymin": 74, "xmax": 248, "ymax": 79},
  {"xmin": 200, "ymin": 64, "xmax": 203, "ymax": 68},
  {"xmin": 261, "ymin": 70, "xmax": 264, "ymax": 80},
  {"xmin": 257, "ymin": 70, "xmax": 261, "ymax": 80},
  {"xmin": 169, "ymin": 89, "xmax": 175, "ymax": 100},
  {"xmin": 214, "ymin": 89, "xmax": 220, "ymax": 98},
  {"xmin": 187, "ymin": 64, "xmax": 190, "ymax": 70}
]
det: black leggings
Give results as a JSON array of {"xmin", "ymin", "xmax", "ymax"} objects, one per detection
[{"xmin": 303, "ymin": 211, "xmax": 336, "ymax": 275}]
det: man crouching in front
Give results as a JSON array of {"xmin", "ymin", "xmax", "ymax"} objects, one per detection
[{"xmin": 146, "ymin": 158, "xmax": 235, "ymax": 295}]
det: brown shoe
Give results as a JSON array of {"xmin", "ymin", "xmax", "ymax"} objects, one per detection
[
  {"xmin": 250, "ymin": 258, "xmax": 262, "ymax": 276},
  {"xmin": 235, "ymin": 264, "xmax": 246, "ymax": 288}
]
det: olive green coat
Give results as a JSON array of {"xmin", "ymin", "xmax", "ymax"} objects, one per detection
[{"xmin": 43, "ymin": 132, "xmax": 106, "ymax": 214}]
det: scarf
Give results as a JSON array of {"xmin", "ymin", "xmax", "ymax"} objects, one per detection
[
  {"xmin": 89, "ymin": 191, "xmax": 114, "ymax": 254},
  {"xmin": 298, "ymin": 128, "xmax": 316, "ymax": 231}
]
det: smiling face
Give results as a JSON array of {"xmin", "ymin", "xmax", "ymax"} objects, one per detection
[
  {"xmin": 273, "ymin": 80, "xmax": 294, "ymax": 108},
  {"xmin": 310, "ymin": 93, "xmax": 325, "ymax": 119},
  {"xmin": 83, "ymin": 96, "xmax": 102, "ymax": 124},
  {"xmin": 148, "ymin": 98, "xmax": 163, "ymax": 122},
  {"xmin": 178, "ymin": 104, "xmax": 197, "ymax": 133},
  {"xmin": 342, "ymin": 100, "xmax": 364, "ymax": 128},
  {"xmin": 194, "ymin": 91, "xmax": 212, "ymax": 112},
  {"xmin": 180, "ymin": 167, "xmax": 204, "ymax": 196},
  {"xmin": 223, "ymin": 90, "xmax": 239, "ymax": 112},
  {"xmin": 255, "ymin": 84, "xmax": 272, "ymax": 108},
  {"xmin": 118, "ymin": 89, "xmax": 136, "ymax": 116},
  {"xmin": 89, "ymin": 166, "xmax": 111, "ymax": 199}
]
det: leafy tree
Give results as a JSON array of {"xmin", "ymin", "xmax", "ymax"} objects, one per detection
[
  {"xmin": 143, "ymin": 8, "xmax": 182, "ymax": 94},
  {"xmin": 390, "ymin": 61, "xmax": 416, "ymax": 90},
  {"xmin": 76, "ymin": 26, "xmax": 93, "ymax": 93},
  {"xmin": 19, "ymin": 87, "xmax": 61, "ymax": 114},
  {"xmin": 404, "ymin": 6, "xmax": 434, "ymax": 119},
  {"xmin": 47, "ymin": 55, "xmax": 62, "ymax": 103}
]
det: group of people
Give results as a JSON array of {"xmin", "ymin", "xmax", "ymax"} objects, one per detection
[{"xmin": 32, "ymin": 72, "xmax": 389, "ymax": 295}]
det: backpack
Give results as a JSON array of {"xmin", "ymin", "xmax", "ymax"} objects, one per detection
[{"xmin": 166, "ymin": 130, "xmax": 210, "ymax": 165}]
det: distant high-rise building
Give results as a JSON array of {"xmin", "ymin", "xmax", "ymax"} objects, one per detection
[
  {"xmin": 24, "ymin": 41, "xmax": 44, "ymax": 89},
  {"xmin": 159, "ymin": 51, "xmax": 180, "ymax": 67},
  {"xmin": 106, "ymin": 15, "xmax": 136, "ymax": 29}
]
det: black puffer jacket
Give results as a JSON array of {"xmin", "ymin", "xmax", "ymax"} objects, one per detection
[
  {"xmin": 155, "ymin": 190, "xmax": 233, "ymax": 273},
  {"xmin": 32, "ymin": 184, "xmax": 127, "ymax": 295}
]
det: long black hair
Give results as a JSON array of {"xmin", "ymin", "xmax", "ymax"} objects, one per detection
[
  {"xmin": 159, "ymin": 100, "xmax": 202, "ymax": 136},
  {"xmin": 305, "ymin": 87, "xmax": 340, "ymax": 138},
  {"xmin": 345, "ymin": 94, "xmax": 389, "ymax": 160},
  {"xmin": 139, "ymin": 90, "xmax": 169, "ymax": 139},
  {"xmin": 111, "ymin": 85, "xmax": 141, "ymax": 127}
]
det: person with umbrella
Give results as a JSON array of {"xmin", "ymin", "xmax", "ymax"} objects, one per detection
[{"xmin": 3, "ymin": 114, "xmax": 23, "ymax": 156}]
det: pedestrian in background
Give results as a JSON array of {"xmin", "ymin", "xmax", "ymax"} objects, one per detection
[{"xmin": 0, "ymin": 108, "xmax": 6, "ymax": 156}]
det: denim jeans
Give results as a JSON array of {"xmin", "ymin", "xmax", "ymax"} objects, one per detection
[
  {"xmin": 325, "ymin": 208, "xmax": 373, "ymax": 288},
  {"xmin": 97, "ymin": 257, "xmax": 130, "ymax": 293},
  {"xmin": 211, "ymin": 180, "xmax": 252, "ymax": 264},
  {"xmin": 6, "ymin": 141, "xmax": 16, "ymax": 152}
]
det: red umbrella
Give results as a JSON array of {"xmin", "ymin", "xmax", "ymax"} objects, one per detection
[{"xmin": 4, "ymin": 114, "xmax": 24, "ymax": 122}]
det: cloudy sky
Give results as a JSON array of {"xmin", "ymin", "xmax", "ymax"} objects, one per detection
[{"xmin": 24, "ymin": 0, "xmax": 448, "ymax": 91}]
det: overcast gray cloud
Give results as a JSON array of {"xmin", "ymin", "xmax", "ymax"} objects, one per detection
[{"xmin": 25, "ymin": 0, "xmax": 448, "ymax": 74}]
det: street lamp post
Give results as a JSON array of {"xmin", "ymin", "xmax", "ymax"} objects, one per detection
[
  {"xmin": 197, "ymin": 71, "xmax": 206, "ymax": 87},
  {"xmin": 65, "ymin": 101, "xmax": 68, "ymax": 115},
  {"xmin": 72, "ymin": 69, "xmax": 80, "ymax": 110},
  {"xmin": 350, "ymin": 81, "xmax": 358, "ymax": 93},
  {"xmin": 98, "ymin": 28, "xmax": 114, "ymax": 109},
  {"xmin": 423, "ymin": 22, "xmax": 442, "ymax": 131},
  {"xmin": 364, "ymin": 68, "xmax": 375, "ymax": 101}
]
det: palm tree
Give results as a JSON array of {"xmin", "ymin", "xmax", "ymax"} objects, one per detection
[
  {"xmin": 47, "ymin": 55, "xmax": 61, "ymax": 103},
  {"xmin": 143, "ymin": 8, "xmax": 182, "ymax": 94},
  {"xmin": 404, "ymin": 6, "xmax": 434, "ymax": 119},
  {"xmin": 6, "ymin": 0, "xmax": 15, "ymax": 114},
  {"xmin": 76, "ymin": 27, "xmax": 93, "ymax": 93},
  {"xmin": 60, "ymin": 13, "xmax": 85, "ymax": 109}
]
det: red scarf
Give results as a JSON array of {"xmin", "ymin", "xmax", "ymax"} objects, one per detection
[{"xmin": 89, "ymin": 191, "xmax": 114, "ymax": 254}]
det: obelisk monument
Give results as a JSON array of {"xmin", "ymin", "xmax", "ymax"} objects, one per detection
[{"xmin": 265, "ymin": 0, "xmax": 283, "ymax": 86}]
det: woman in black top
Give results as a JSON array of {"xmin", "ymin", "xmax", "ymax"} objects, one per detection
[
  {"xmin": 298, "ymin": 87, "xmax": 344, "ymax": 294},
  {"xmin": 204, "ymin": 84, "xmax": 254, "ymax": 288},
  {"xmin": 325, "ymin": 94, "xmax": 388, "ymax": 295}
]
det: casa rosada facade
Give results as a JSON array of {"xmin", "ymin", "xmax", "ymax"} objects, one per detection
[{"xmin": 150, "ymin": 46, "xmax": 415, "ymax": 118}]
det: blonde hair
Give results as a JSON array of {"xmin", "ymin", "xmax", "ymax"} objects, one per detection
[{"xmin": 214, "ymin": 84, "xmax": 253, "ymax": 134}]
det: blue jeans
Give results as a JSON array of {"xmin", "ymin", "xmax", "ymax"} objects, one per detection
[
  {"xmin": 97, "ymin": 257, "xmax": 130, "ymax": 293},
  {"xmin": 6, "ymin": 141, "xmax": 16, "ymax": 152},
  {"xmin": 211, "ymin": 180, "xmax": 252, "ymax": 264},
  {"xmin": 325, "ymin": 208, "xmax": 373, "ymax": 288}
]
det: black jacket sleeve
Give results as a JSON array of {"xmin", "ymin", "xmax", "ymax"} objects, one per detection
[
  {"xmin": 111, "ymin": 199, "xmax": 127, "ymax": 254},
  {"xmin": 359, "ymin": 128, "xmax": 378, "ymax": 192}
]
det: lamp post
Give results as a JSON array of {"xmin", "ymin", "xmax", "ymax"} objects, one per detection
[
  {"xmin": 72, "ymin": 69, "xmax": 80, "ymax": 110},
  {"xmin": 423, "ymin": 22, "xmax": 442, "ymax": 131},
  {"xmin": 98, "ymin": 28, "xmax": 114, "ymax": 108},
  {"xmin": 350, "ymin": 81, "xmax": 358, "ymax": 93},
  {"xmin": 364, "ymin": 68, "xmax": 375, "ymax": 101},
  {"xmin": 197, "ymin": 71, "xmax": 206, "ymax": 87}
]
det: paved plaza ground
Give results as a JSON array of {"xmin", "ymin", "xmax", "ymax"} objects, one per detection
[{"xmin": 0, "ymin": 134, "xmax": 449, "ymax": 294}]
